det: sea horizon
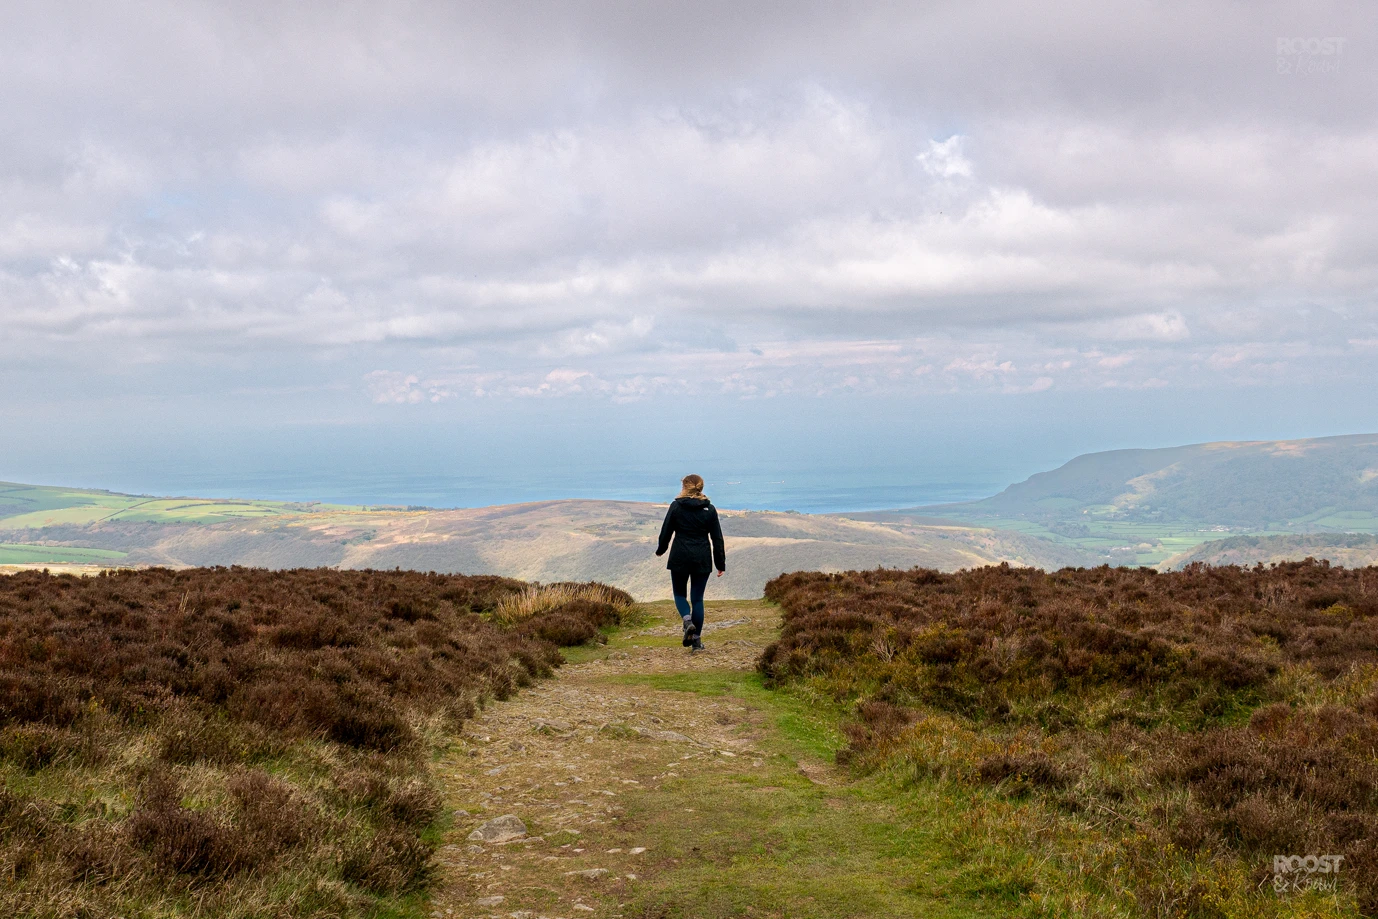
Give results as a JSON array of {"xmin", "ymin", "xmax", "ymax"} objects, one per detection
[{"xmin": 7, "ymin": 468, "xmax": 1009, "ymax": 517}]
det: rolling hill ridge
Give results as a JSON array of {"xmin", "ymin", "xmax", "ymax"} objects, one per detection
[
  {"xmin": 6, "ymin": 432, "xmax": 1378, "ymax": 591},
  {"xmin": 845, "ymin": 433, "xmax": 1378, "ymax": 567},
  {"xmin": 923, "ymin": 433, "xmax": 1378, "ymax": 529}
]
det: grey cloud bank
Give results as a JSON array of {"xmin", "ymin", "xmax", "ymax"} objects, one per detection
[{"xmin": 2, "ymin": 1, "xmax": 1376, "ymax": 506}]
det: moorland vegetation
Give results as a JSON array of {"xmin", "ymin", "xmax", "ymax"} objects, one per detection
[
  {"xmin": 761, "ymin": 560, "xmax": 1378, "ymax": 916},
  {"xmin": 0, "ymin": 566, "xmax": 632, "ymax": 918}
]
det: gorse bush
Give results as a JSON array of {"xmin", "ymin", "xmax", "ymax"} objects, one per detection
[
  {"xmin": 761, "ymin": 561, "xmax": 1378, "ymax": 916},
  {"xmin": 0, "ymin": 566, "xmax": 631, "ymax": 918}
]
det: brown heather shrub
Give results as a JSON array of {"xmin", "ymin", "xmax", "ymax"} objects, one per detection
[
  {"xmin": 63, "ymin": 820, "xmax": 139, "ymax": 885},
  {"xmin": 378, "ymin": 778, "xmax": 444, "ymax": 829},
  {"xmin": 975, "ymin": 749, "xmax": 1071, "ymax": 794},
  {"xmin": 506, "ymin": 586, "xmax": 634, "ymax": 647},
  {"xmin": 0, "ymin": 723, "xmax": 94, "ymax": 771},
  {"xmin": 157, "ymin": 709, "xmax": 285, "ymax": 765},
  {"xmin": 763, "ymin": 561, "xmax": 1378, "ymax": 717},
  {"xmin": 520, "ymin": 608, "xmax": 600, "ymax": 646},
  {"xmin": 126, "ymin": 770, "xmax": 254, "ymax": 879},
  {"xmin": 0, "ymin": 566, "xmax": 612, "ymax": 751},
  {"xmin": 0, "ymin": 566, "xmax": 631, "ymax": 916},
  {"xmin": 338, "ymin": 825, "xmax": 435, "ymax": 893},
  {"xmin": 227, "ymin": 769, "xmax": 315, "ymax": 855},
  {"xmin": 762, "ymin": 560, "xmax": 1378, "ymax": 913}
]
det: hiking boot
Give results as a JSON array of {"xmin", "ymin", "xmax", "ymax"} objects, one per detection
[
  {"xmin": 691, "ymin": 636, "xmax": 705, "ymax": 652},
  {"xmin": 682, "ymin": 617, "xmax": 695, "ymax": 647}
]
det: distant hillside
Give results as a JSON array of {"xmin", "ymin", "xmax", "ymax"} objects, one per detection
[
  {"xmin": 0, "ymin": 483, "xmax": 1098, "ymax": 599},
  {"xmin": 840, "ymin": 433, "xmax": 1378, "ymax": 568},
  {"xmin": 925, "ymin": 433, "xmax": 1378, "ymax": 529},
  {"xmin": 11, "ymin": 432, "xmax": 1378, "ymax": 588},
  {"xmin": 1166, "ymin": 533, "xmax": 1378, "ymax": 570}
]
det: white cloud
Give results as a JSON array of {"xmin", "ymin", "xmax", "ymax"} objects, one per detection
[
  {"xmin": 1004, "ymin": 376, "xmax": 1054, "ymax": 394},
  {"xmin": 0, "ymin": 0, "xmax": 1375, "ymax": 414},
  {"xmin": 1072, "ymin": 312, "xmax": 1191, "ymax": 343},
  {"xmin": 365, "ymin": 371, "xmax": 454, "ymax": 404},
  {"xmin": 917, "ymin": 135, "xmax": 973, "ymax": 179}
]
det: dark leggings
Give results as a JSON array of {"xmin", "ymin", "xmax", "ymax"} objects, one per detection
[{"xmin": 671, "ymin": 569, "xmax": 710, "ymax": 635}]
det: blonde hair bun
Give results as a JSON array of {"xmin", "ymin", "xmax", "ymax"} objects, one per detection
[{"xmin": 677, "ymin": 474, "xmax": 708, "ymax": 500}]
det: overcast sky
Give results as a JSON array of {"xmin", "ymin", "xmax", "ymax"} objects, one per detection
[{"xmin": 2, "ymin": 1, "xmax": 1375, "ymax": 505}]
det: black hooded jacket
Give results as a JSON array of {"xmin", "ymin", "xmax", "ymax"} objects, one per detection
[{"xmin": 655, "ymin": 497, "xmax": 726, "ymax": 574}]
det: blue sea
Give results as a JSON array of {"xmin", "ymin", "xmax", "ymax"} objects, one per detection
[
  {"xmin": 105, "ymin": 467, "xmax": 1005, "ymax": 515},
  {"xmin": 8, "ymin": 404, "xmax": 1039, "ymax": 514}
]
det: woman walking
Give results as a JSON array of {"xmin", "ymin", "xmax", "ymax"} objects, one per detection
[{"xmin": 655, "ymin": 474, "xmax": 726, "ymax": 652}]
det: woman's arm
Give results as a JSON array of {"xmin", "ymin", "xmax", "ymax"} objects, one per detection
[
  {"xmin": 655, "ymin": 504, "xmax": 676, "ymax": 556},
  {"xmin": 710, "ymin": 507, "xmax": 726, "ymax": 573}
]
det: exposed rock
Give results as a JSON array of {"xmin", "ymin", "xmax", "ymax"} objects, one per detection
[
  {"xmin": 468, "ymin": 814, "xmax": 527, "ymax": 843},
  {"xmin": 656, "ymin": 730, "xmax": 694, "ymax": 743},
  {"xmin": 563, "ymin": 868, "xmax": 609, "ymax": 879},
  {"xmin": 474, "ymin": 895, "xmax": 505, "ymax": 907},
  {"xmin": 532, "ymin": 718, "xmax": 572, "ymax": 733}
]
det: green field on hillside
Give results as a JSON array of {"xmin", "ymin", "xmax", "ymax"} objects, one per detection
[
  {"xmin": 0, "ymin": 482, "xmax": 370, "ymax": 529},
  {"xmin": 919, "ymin": 514, "xmax": 1290, "ymax": 566},
  {"xmin": 918, "ymin": 511, "xmax": 1378, "ymax": 567},
  {"xmin": 0, "ymin": 543, "xmax": 128, "ymax": 565}
]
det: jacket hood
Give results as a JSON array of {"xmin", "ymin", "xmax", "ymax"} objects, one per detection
[{"xmin": 674, "ymin": 496, "xmax": 711, "ymax": 507}]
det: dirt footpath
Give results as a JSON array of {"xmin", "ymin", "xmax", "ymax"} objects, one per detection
[{"xmin": 429, "ymin": 600, "xmax": 791, "ymax": 919}]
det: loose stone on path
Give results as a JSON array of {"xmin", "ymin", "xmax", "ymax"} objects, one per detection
[
  {"xmin": 467, "ymin": 814, "xmax": 527, "ymax": 843},
  {"xmin": 564, "ymin": 868, "xmax": 609, "ymax": 879}
]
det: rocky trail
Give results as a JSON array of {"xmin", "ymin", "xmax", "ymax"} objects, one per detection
[{"xmin": 428, "ymin": 599, "xmax": 805, "ymax": 919}]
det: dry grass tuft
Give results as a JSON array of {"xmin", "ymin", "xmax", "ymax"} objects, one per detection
[{"xmin": 490, "ymin": 581, "xmax": 635, "ymax": 627}]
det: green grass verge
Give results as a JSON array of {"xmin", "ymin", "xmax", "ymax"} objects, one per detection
[
  {"xmin": 609, "ymin": 665, "xmax": 1360, "ymax": 917},
  {"xmin": 602, "ymin": 666, "xmax": 1063, "ymax": 917}
]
